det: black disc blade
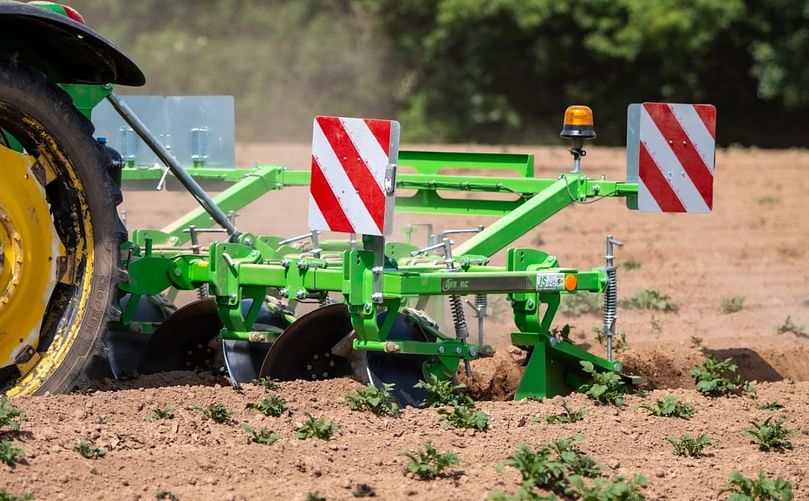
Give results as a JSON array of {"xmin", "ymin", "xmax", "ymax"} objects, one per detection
[
  {"xmin": 107, "ymin": 294, "xmax": 175, "ymax": 378},
  {"xmin": 259, "ymin": 303, "xmax": 353, "ymax": 381},
  {"xmin": 223, "ymin": 340, "xmax": 272, "ymax": 384},
  {"xmin": 222, "ymin": 307, "xmax": 286, "ymax": 384},
  {"xmin": 137, "ymin": 299, "xmax": 221, "ymax": 374},
  {"xmin": 363, "ymin": 312, "xmax": 436, "ymax": 407}
]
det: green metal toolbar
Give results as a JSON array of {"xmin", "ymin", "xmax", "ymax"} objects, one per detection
[{"xmin": 118, "ymin": 149, "xmax": 640, "ymax": 400}]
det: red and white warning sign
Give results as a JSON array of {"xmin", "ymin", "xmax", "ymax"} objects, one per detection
[
  {"xmin": 627, "ymin": 103, "xmax": 716, "ymax": 213},
  {"xmin": 308, "ymin": 115, "xmax": 400, "ymax": 236}
]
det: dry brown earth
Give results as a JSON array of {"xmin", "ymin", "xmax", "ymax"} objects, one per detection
[{"xmin": 2, "ymin": 144, "xmax": 808, "ymax": 500}]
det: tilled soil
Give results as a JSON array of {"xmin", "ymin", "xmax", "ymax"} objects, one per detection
[
  {"xmin": 2, "ymin": 144, "xmax": 808, "ymax": 499},
  {"xmin": 1, "ymin": 373, "xmax": 807, "ymax": 500}
]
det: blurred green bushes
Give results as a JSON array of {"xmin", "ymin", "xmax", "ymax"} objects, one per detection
[{"xmin": 71, "ymin": 0, "xmax": 809, "ymax": 146}]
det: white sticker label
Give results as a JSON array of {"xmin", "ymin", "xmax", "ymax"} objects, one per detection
[{"xmin": 536, "ymin": 273, "xmax": 564, "ymax": 291}]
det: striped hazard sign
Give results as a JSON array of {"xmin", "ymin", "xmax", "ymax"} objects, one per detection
[
  {"xmin": 626, "ymin": 103, "xmax": 716, "ymax": 213},
  {"xmin": 308, "ymin": 115, "xmax": 400, "ymax": 236}
]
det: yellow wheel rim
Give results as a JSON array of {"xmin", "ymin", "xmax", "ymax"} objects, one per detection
[{"xmin": 0, "ymin": 144, "xmax": 64, "ymax": 373}]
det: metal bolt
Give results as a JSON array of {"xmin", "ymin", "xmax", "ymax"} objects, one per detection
[
  {"xmin": 455, "ymin": 346, "xmax": 462, "ymax": 354},
  {"xmin": 437, "ymin": 345, "xmax": 445, "ymax": 353},
  {"xmin": 279, "ymin": 288, "xmax": 288, "ymax": 298},
  {"xmin": 371, "ymin": 292, "xmax": 383, "ymax": 303},
  {"xmin": 296, "ymin": 290, "xmax": 307, "ymax": 299},
  {"xmin": 173, "ymin": 268, "xmax": 182, "ymax": 276},
  {"xmin": 469, "ymin": 347, "xmax": 478, "ymax": 357},
  {"xmin": 281, "ymin": 259, "xmax": 290, "ymax": 268},
  {"xmin": 371, "ymin": 266, "xmax": 383, "ymax": 275},
  {"xmin": 243, "ymin": 236, "xmax": 254, "ymax": 246}
]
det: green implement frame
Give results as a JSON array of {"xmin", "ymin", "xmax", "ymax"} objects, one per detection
[{"xmin": 117, "ymin": 148, "xmax": 640, "ymax": 400}]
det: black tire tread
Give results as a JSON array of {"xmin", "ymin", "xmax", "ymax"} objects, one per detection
[{"xmin": 0, "ymin": 52, "xmax": 123, "ymax": 395}]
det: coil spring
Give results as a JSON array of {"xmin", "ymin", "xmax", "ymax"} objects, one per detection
[
  {"xmin": 197, "ymin": 283, "xmax": 209, "ymax": 300},
  {"xmin": 603, "ymin": 267, "xmax": 617, "ymax": 333},
  {"xmin": 474, "ymin": 294, "xmax": 487, "ymax": 314},
  {"xmin": 449, "ymin": 294, "xmax": 469, "ymax": 340}
]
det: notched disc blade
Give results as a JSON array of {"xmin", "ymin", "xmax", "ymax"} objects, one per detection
[
  {"xmin": 259, "ymin": 303, "xmax": 353, "ymax": 381},
  {"xmin": 137, "ymin": 299, "xmax": 221, "ymax": 374}
]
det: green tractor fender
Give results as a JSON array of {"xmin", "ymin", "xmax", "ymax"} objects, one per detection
[{"xmin": 0, "ymin": 0, "xmax": 144, "ymax": 86}]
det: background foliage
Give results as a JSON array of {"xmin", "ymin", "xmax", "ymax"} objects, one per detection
[{"xmin": 71, "ymin": 0, "xmax": 809, "ymax": 146}]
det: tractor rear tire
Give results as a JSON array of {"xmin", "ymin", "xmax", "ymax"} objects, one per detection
[{"xmin": 0, "ymin": 54, "xmax": 122, "ymax": 396}]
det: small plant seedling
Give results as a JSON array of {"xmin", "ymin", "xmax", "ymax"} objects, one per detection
[
  {"xmin": 351, "ymin": 483, "xmax": 376, "ymax": 498},
  {"xmin": 776, "ymin": 316, "xmax": 807, "ymax": 338},
  {"xmin": 690, "ymin": 355, "xmax": 755, "ymax": 397},
  {"xmin": 414, "ymin": 374, "xmax": 472, "ymax": 407},
  {"xmin": 744, "ymin": 417, "xmax": 797, "ymax": 452},
  {"xmin": 593, "ymin": 328, "xmax": 628, "ymax": 353},
  {"xmin": 155, "ymin": 491, "xmax": 179, "ymax": 501},
  {"xmin": 569, "ymin": 473, "xmax": 648, "ymax": 501},
  {"xmin": 0, "ymin": 490, "xmax": 35, "ymax": 501},
  {"xmin": 619, "ymin": 289, "xmax": 678, "ymax": 312},
  {"xmin": 720, "ymin": 296, "xmax": 745, "ymax": 314},
  {"xmin": 74, "ymin": 440, "xmax": 106, "ymax": 459},
  {"xmin": 246, "ymin": 395, "xmax": 287, "ymax": 417},
  {"xmin": 622, "ymin": 258, "xmax": 642, "ymax": 270},
  {"xmin": 150, "ymin": 405, "xmax": 175, "ymax": 420},
  {"xmin": 344, "ymin": 383, "xmax": 400, "ymax": 417},
  {"xmin": 720, "ymin": 470, "xmax": 793, "ymax": 500},
  {"xmin": 401, "ymin": 442, "xmax": 459, "ymax": 480},
  {"xmin": 438, "ymin": 404, "xmax": 489, "ymax": 431},
  {"xmin": 758, "ymin": 401, "xmax": 784, "ymax": 411},
  {"xmin": 549, "ymin": 324, "xmax": 572, "ymax": 343},
  {"xmin": 195, "ymin": 403, "xmax": 231, "ymax": 424},
  {"xmin": 667, "ymin": 433, "xmax": 712, "ymax": 457},
  {"xmin": 579, "ymin": 361, "xmax": 628, "ymax": 407},
  {"xmin": 243, "ymin": 424, "xmax": 281, "ymax": 445},
  {"xmin": 296, "ymin": 413, "xmax": 340, "ymax": 440},
  {"xmin": 0, "ymin": 440, "xmax": 24, "ymax": 465},
  {"xmin": 543, "ymin": 402, "xmax": 586, "ymax": 424},
  {"xmin": 497, "ymin": 436, "xmax": 601, "ymax": 497},
  {"xmin": 757, "ymin": 195, "xmax": 779, "ymax": 206},
  {"xmin": 0, "ymin": 396, "xmax": 23, "ymax": 432},
  {"xmin": 559, "ymin": 293, "xmax": 601, "ymax": 317},
  {"xmin": 253, "ymin": 377, "xmax": 279, "ymax": 391},
  {"xmin": 304, "ymin": 492, "xmax": 326, "ymax": 501},
  {"xmin": 640, "ymin": 395, "xmax": 695, "ymax": 419}
]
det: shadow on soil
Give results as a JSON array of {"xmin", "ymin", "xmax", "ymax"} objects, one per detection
[{"xmin": 704, "ymin": 348, "xmax": 783, "ymax": 383}]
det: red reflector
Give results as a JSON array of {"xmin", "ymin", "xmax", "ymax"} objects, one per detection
[{"xmin": 62, "ymin": 4, "xmax": 85, "ymax": 24}]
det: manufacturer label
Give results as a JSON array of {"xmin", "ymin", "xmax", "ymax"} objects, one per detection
[
  {"xmin": 440, "ymin": 276, "xmax": 534, "ymax": 293},
  {"xmin": 536, "ymin": 273, "xmax": 565, "ymax": 291}
]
